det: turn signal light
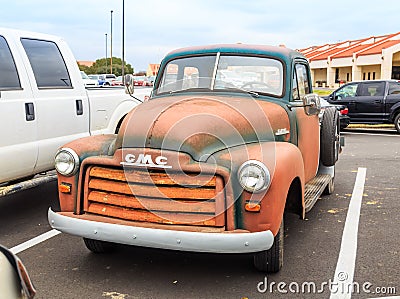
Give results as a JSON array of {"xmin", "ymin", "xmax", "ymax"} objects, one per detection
[
  {"xmin": 245, "ymin": 202, "xmax": 261, "ymax": 212},
  {"xmin": 59, "ymin": 183, "xmax": 72, "ymax": 194}
]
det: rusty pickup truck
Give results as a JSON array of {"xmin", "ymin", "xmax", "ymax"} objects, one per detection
[{"xmin": 48, "ymin": 44, "xmax": 342, "ymax": 272}]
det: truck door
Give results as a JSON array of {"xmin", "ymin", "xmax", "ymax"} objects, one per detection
[
  {"xmin": 20, "ymin": 38, "xmax": 89, "ymax": 173},
  {"xmin": 352, "ymin": 81, "xmax": 385, "ymax": 122},
  {"xmin": 292, "ymin": 63, "xmax": 319, "ymax": 183},
  {"xmin": 329, "ymin": 82, "xmax": 358, "ymax": 116},
  {"xmin": 0, "ymin": 35, "xmax": 38, "ymax": 183},
  {"xmin": 385, "ymin": 82, "xmax": 400, "ymax": 119}
]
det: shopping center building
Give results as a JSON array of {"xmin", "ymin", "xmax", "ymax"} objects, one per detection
[{"xmin": 299, "ymin": 32, "xmax": 400, "ymax": 88}]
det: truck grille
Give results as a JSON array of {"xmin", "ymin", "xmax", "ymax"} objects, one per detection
[{"xmin": 83, "ymin": 166, "xmax": 225, "ymax": 227}]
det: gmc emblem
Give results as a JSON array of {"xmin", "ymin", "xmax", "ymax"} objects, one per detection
[{"xmin": 120, "ymin": 154, "xmax": 172, "ymax": 169}]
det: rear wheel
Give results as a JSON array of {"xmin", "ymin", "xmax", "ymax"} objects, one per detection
[
  {"xmin": 253, "ymin": 219, "xmax": 284, "ymax": 273},
  {"xmin": 320, "ymin": 107, "xmax": 340, "ymax": 166},
  {"xmin": 394, "ymin": 113, "xmax": 400, "ymax": 133},
  {"xmin": 83, "ymin": 238, "xmax": 114, "ymax": 253}
]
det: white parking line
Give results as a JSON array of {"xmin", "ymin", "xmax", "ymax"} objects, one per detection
[
  {"xmin": 10, "ymin": 229, "xmax": 61, "ymax": 254},
  {"xmin": 343, "ymin": 131, "xmax": 398, "ymax": 137},
  {"xmin": 368, "ymin": 297, "xmax": 400, "ymax": 299},
  {"xmin": 330, "ymin": 167, "xmax": 367, "ymax": 299}
]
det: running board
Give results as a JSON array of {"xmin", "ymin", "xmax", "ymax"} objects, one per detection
[
  {"xmin": 0, "ymin": 173, "xmax": 57, "ymax": 198},
  {"xmin": 304, "ymin": 174, "xmax": 332, "ymax": 212}
]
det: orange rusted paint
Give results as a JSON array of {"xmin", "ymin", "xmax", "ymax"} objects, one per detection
[
  {"xmin": 57, "ymin": 104, "xmax": 303, "ymax": 234},
  {"xmin": 296, "ymin": 109, "xmax": 320, "ymax": 183},
  {"xmin": 58, "ymin": 177, "xmax": 76, "ymax": 212},
  {"xmin": 57, "ymin": 134, "xmax": 118, "ymax": 212},
  {"xmin": 215, "ymin": 141, "xmax": 304, "ymax": 235},
  {"xmin": 241, "ymin": 143, "xmax": 305, "ymax": 236},
  {"xmin": 76, "ymin": 150, "xmax": 229, "ymax": 227},
  {"xmin": 115, "ymin": 96, "xmax": 290, "ymax": 160},
  {"xmin": 87, "ymin": 203, "xmax": 219, "ymax": 226},
  {"xmin": 90, "ymin": 167, "xmax": 217, "ymax": 187},
  {"xmin": 88, "ymin": 178, "xmax": 216, "ymax": 199},
  {"xmin": 88, "ymin": 191, "xmax": 216, "ymax": 213}
]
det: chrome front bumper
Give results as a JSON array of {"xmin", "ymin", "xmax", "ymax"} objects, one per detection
[{"xmin": 48, "ymin": 208, "xmax": 274, "ymax": 253}]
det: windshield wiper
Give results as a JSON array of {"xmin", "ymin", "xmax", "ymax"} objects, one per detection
[
  {"xmin": 218, "ymin": 87, "xmax": 259, "ymax": 98},
  {"xmin": 246, "ymin": 90, "xmax": 259, "ymax": 98},
  {"xmin": 167, "ymin": 87, "xmax": 210, "ymax": 95}
]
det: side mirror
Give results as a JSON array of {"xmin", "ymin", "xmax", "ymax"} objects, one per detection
[
  {"xmin": 124, "ymin": 74, "xmax": 134, "ymax": 94},
  {"xmin": 302, "ymin": 94, "xmax": 321, "ymax": 116},
  {"xmin": 0, "ymin": 245, "xmax": 36, "ymax": 298}
]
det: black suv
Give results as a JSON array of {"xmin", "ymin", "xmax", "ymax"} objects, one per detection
[{"xmin": 325, "ymin": 80, "xmax": 400, "ymax": 133}]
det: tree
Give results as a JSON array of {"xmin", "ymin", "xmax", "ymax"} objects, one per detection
[
  {"xmin": 84, "ymin": 57, "xmax": 134, "ymax": 76},
  {"xmin": 77, "ymin": 64, "xmax": 91, "ymax": 74}
]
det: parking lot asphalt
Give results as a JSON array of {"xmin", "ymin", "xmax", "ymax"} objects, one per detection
[{"xmin": 0, "ymin": 130, "xmax": 398, "ymax": 299}]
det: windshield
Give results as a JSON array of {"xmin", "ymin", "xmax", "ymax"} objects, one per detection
[{"xmin": 156, "ymin": 54, "xmax": 284, "ymax": 97}]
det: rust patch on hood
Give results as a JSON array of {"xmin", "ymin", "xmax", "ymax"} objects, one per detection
[{"xmin": 115, "ymin": 95, "xmax": 290, "ymax": 161}]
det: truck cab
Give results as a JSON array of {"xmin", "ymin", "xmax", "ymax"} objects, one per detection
[
  {"xmin": 0, "ymin": 28, "xmax": 139, "ymax": 196},
  {"xmin": 49, "ymin": 44, "xmax": 341, "ymax": 273}
]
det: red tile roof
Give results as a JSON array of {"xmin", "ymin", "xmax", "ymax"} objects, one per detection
[
  {"xmin": 311, "ymin": 45, "xmax": 349, "ymax": 60},
  {"xmin": 300, "ymin": 32, "xmax": 400, "ymax": 61},
  {"xmin": 357, "ymin": 40, "xmax": 400, "ymax": 56},
  {"xmin": 303, "ymin": 44, "xmax": 339, "ymax": 59},
  {"xmin": 331, "ymin": 43, "xmax": 371, "ymax": 58}
]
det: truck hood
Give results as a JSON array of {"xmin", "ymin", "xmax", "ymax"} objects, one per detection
[{"xmin": 115, "ymin": 95, "xmax": 290, "ymax": 161}]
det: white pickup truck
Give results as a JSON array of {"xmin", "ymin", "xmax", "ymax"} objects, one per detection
[{"xmin": 0, "ymin": 27, "xmax": 140, "ymax": 196}]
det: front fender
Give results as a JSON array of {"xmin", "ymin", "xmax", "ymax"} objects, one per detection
[
  {"xmin": 212, "ymin": 142, "xmax": 304, "ymax": 236},
  {"xmin": 56, "ymin": 134, "xmax": 117, "ymax": 212}
]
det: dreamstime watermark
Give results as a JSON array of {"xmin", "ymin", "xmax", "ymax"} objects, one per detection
[{"xmin": 257, "ymin": 272, "xmax": 397, "ymax": 295}]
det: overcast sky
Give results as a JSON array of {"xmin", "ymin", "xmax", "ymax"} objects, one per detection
[{"xmin": 1, "ymin": 0, "xmax": 399, "ymax": 72}]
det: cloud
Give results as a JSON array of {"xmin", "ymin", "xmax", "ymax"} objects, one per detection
[{"xmin": 1, "ymin": 0, "xmax": 399, "ymax": 71}]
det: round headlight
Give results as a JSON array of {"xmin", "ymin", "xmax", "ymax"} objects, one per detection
[
  {"xmin": 237, "ymin": 160, "xmax": 271, "ymax": 193},
  {"xmin": 55, "ymin": 148, "xmax": 80, "ymax": 176}
]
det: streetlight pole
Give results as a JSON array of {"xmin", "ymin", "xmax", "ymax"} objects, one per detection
[
  {"xmin": 122, "ymin": 0, "xmax": 125, "ymax": 84},
  {"xmin": 105, "ymin": 33, "xmax": 108, "ymax": 73},
  {"xmin": 110, "ymin": 10, "xmax": 113, "ymax": 74}
]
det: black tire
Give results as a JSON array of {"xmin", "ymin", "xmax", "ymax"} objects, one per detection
[
  {"xmin": 83, "ymin": 238, "xmax": 114, "ymax": 253},
  {"xmin": 253, "ymin": 219, "xmax": 284, "ymax": 273},
  {"xmin": 394, "ymin": 113, "xmax": 400, "ymax": 133},
  {"xmin": 320, "ymin": 107, "xmax": 340, "ymax": 166}
]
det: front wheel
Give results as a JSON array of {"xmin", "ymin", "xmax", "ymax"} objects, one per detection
[
  {"xmin": 83, "ymin": 238, "xmax": 114, "ymax": 253},
  {"xmin": 394, "ymin": 113, "xmax": 400, "ymax": 133},
  {"xmin": 253, "ymin": 219, "xmax": 284, "ymax": 273}
]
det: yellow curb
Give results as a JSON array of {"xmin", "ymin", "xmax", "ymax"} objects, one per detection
[{"xmin": 347, "ymin": 124, "xmax": 395, "ymax": 129}]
